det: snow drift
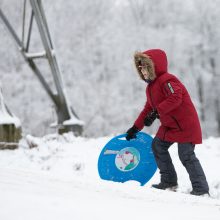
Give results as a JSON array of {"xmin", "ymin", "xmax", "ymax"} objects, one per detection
[{"xmin": 0, "ymin": 132, "xmax": 220, "ymax": 220}]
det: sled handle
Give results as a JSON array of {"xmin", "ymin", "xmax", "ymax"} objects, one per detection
[{"xmin": 116, "ymin": 133, "xmax": 139, "ymax": 141}]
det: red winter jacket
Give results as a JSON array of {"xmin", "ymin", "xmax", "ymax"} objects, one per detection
[{"xmin": 134, "ymin": 49, "xmax": 202, "ymax": 144}]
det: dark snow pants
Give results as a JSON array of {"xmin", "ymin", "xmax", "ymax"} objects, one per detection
[{"xmin": 152, "ymin": 137, "xmax": 209, "ymax": 193}]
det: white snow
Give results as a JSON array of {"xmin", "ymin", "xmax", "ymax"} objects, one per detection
[
  {"xmin": 63, "ymin": 117, "xmax": 85, "ymax": 126},
  {"xmin": 0, "ymin": 88, "xmax": 21, "ymax": 127},
  {"xmin": 0, "ymin": 132, "xmax": 220, "ymax": 220}
]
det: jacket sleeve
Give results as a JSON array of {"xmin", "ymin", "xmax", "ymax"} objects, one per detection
[
  {"xmin": 157, "ymin": 80, "xmax": 183, "ymax": 116},
  {"xmin": 134, "ymin": 101, "xmax": 153, "ymax": 130}
]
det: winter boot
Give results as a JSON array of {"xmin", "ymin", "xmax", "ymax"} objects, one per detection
[
  {"xmin": 152, "ymin": 182, "xmax": 178, "ymax": 190},
  {"xmin": 190, "ymin": 190, "xmax": 210, "ymax": 196}
]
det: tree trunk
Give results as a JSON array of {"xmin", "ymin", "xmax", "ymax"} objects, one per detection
[{"xmin": 197, "ymin": 76, "xmax": 205, "ymax": 122}]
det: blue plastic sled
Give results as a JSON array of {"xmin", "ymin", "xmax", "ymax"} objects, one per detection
[{"xmin": 98, "ymin": 132, "xmax": 157, "ymax": 186}]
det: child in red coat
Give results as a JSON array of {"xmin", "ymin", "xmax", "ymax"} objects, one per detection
[{"xmin": 126, "ymin": 49, "xmax": 209, "ymax": 196}]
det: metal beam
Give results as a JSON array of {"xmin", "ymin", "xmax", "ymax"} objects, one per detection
[{"xmin": 0, "ymin": 1, "xmax": 84, "ymax": 135}]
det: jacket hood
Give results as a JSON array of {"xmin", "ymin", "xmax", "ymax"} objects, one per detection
[{"xmin": 134, "ymin": 49, "xmax": 168, "ymax": 80}]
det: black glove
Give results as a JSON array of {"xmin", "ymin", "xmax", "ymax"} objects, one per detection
[
  {"xmin": 126, "ymin": 126, "xmax": 139, "ymax": 141},
  {"xmin": 144, "ymin": 110, "xmax": 159, "ymax": 126}
]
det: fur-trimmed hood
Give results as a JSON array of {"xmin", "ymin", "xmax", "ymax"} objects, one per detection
[{"xmin": 134, "ymin": 49, "xmax": 168, "ymax": 81}]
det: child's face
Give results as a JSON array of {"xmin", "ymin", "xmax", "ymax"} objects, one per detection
[{"xmin": 140, "ymin": 68, "xmax": 150, "ymax": 80}]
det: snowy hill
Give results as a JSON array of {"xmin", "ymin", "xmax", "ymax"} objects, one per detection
[{"xmin": 0, "ymin": 133, "xmax": 220, "ymax": 220}]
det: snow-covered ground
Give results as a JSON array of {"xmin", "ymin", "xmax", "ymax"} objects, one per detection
[{"xmin": 0, "ymin": 132, "xmax": 220, "ymax": 220}]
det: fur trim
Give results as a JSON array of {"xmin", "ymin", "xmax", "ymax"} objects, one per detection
[{"xmin": 134, "ymin": 52, "xmax": 156, "ymax": 81}]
